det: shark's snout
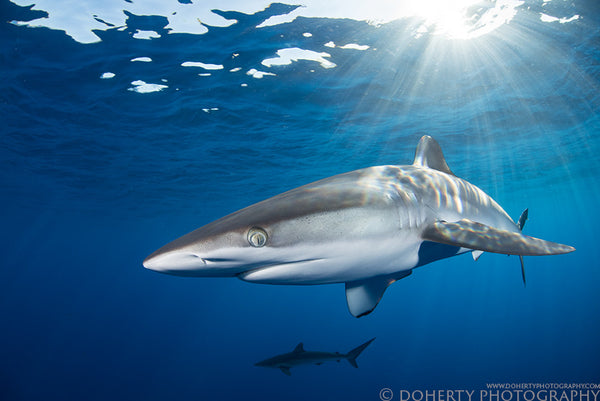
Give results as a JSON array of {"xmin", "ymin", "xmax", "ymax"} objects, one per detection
[
  {"xmin": 143, "ymin": 251, "xmax": 206, "ymax": 273},
  {"xmin": 142, "ymin": 244, "xmax": 255, "ymax": 277}
]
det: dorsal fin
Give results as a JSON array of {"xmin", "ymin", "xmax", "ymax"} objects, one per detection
[
  {"xmin": 293, "ymin": 343, "xmax": 304, "ymax": 353},
  {"xmin": 413, "ymin": 135, "xmax": 454, "ymax": 175}
]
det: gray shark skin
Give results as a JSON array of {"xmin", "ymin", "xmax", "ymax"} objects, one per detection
[
  {"xmin": 143, "ymin": 136, "xmax": 575, "ymax": 317},
  {"xmin": 255, "ymin": 338, "xmax": 376, "ymax": 376}
]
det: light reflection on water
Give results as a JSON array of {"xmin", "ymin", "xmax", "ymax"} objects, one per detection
[
  {"xmin": 3, "ymin": 0, "xmax": 596, "ymax": 217},
  {"xmin": 8, "ymin": 0, "xmax": 577, "ymax": 43}
]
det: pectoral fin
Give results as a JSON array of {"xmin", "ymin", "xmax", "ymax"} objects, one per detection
[
  {"xmin": 345, "ymin": 272, "xmax": 412, "ymax": 318},
  {"xmin": 422, "ymin": 219, "xmax": 575, "ymax": 256},
  {"xmin": 279, "ymin": 367, "xmax": 291, "ymax": 376}
]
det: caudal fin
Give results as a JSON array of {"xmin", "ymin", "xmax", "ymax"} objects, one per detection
[
  {"xmin": 517, "ymin": 208, "xmax": 529, "ymax": 231},
  {"xmin": 520, "ymin": 255, "xmax": 526, "ymax": 287},
  {"xmin": 346, "ymin": 338, "xmax": 375, "ymax": 368},
  {"xmin": 517, "ymin": 209, "xmax": 529, "ymax": 287}
]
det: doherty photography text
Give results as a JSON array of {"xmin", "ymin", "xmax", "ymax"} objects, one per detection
[{"xmin": 379, "ymin": 384, "xmax": 600, "ymax": 401}]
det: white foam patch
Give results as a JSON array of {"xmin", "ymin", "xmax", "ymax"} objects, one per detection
[
  {"xmin": 133, "ymin": 30, "xmax": 161, "ymax": 40},
  {"xmin": 198, "ymin": 73, "xmax": 212, "ymax": 77},
  {"xmin": 262, "ymin": 48, "xmax": 336, "ymax": 69},
  {"xmin": 100, "ymin": 72, "xmax": 115, "ymax": 79},
  {"xmin": 256, "ymin": 6, "xmax": 304, "ymax": 29},
  {"xmin": 9, "ymin": 0, "xmax": 239, "ymax": 44},
  {"xmin": 247, "ymin": 68, "xmax": 276, "ymax": 79},
  {"xmin": 339, "ymin": 43, "xmax": 369, "ymax": 50},
  {"xmin": 540, "ymin": 13, "xmax": 579, "ymax": 24},
  {"xmin": 131, "ymin": 57, "xmax": 152, "ymax": 63},
  {"xmin": 324, "ymin": 41, "xmax": 335, "ymax": 48},
  {"xmin": 9, "ymin": 0, "xmax": 528, "ymax": 43},
  {"xmin": 128, "ymin": 80, "xmax": 168, "ymax": 93},
  {"xmin": 303, "ymin": 32, "xmax": 312, "ymax": 37},
  {"xmin": 230, "ymin": 67, "xmax": 242, "ymax": 72},
  {"xmin": 181, "ymin": 61, "xmax": 224, "ymax": 70}
]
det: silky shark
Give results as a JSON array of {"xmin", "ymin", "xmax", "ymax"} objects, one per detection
[
  {"xmin": 143, "ymin": 136, "xmax": 575, "ymax": 317},
  {"xmin": 255, "ymin": 338, "xmax": 375, "ymax": 376}
]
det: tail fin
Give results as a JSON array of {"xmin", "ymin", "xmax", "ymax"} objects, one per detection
[
  {"xmin": 517, "ymin": 209, "xmax": 529, "ymax": 287},
  {"xmin": 519, "ymin": 256, "xmax": 526, "ymax": 287},
  {"xmin": 345, "ymin": 338, "xmax": 375, "ymax": 368},
  {"xmin": 517, "ymin": 208, "xmax": 529, "ymax": 231}
]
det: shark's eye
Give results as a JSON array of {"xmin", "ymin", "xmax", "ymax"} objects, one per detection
[{"xmin": 247, "ymin": 227, "xmax": 268, "ymax": 247}]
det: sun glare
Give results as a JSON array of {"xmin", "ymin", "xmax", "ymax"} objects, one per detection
[{"xmin": 407, "ymin": 0, "xmax": 524, "ymax": 39}]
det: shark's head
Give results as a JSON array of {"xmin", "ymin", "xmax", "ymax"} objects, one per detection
[
  {"xmin": 143, "ymin": 168, "xmax": 403, "ymax": 281},
  {"xmin": 142, "ymin": 209, "xmax": 313, "ymax": 278}
]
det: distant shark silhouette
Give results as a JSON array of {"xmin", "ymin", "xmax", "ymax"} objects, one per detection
[
  {"xmin": 144, "ymin": 136, "xmax": 575, "ymax": 318},
  {"xmin": 255, "ymin": 338, "xmax": 376, "ymax": 375}
]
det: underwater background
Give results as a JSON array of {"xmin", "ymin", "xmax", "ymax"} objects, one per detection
[{"xmin": 1, "ymin": 0, "xmax": 599, "ymax": 400}]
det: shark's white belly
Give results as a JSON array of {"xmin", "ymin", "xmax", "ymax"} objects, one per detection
[{"xmin": 239, "ymin": 232, "xmax": 423, "ymax": 284}]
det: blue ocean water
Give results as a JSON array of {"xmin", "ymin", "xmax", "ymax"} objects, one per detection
[{"xmin": 1, "ymin": 0, "xmax": 599, "ymax": 400}]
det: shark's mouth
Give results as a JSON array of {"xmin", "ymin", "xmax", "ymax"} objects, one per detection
[
  {"xmin": 236, "ymin": 258, "xmax": 327, "ymax": 284},
  {"xmin": 200, "ymin": 257, "xmax": 322, "ymax": 270}
]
